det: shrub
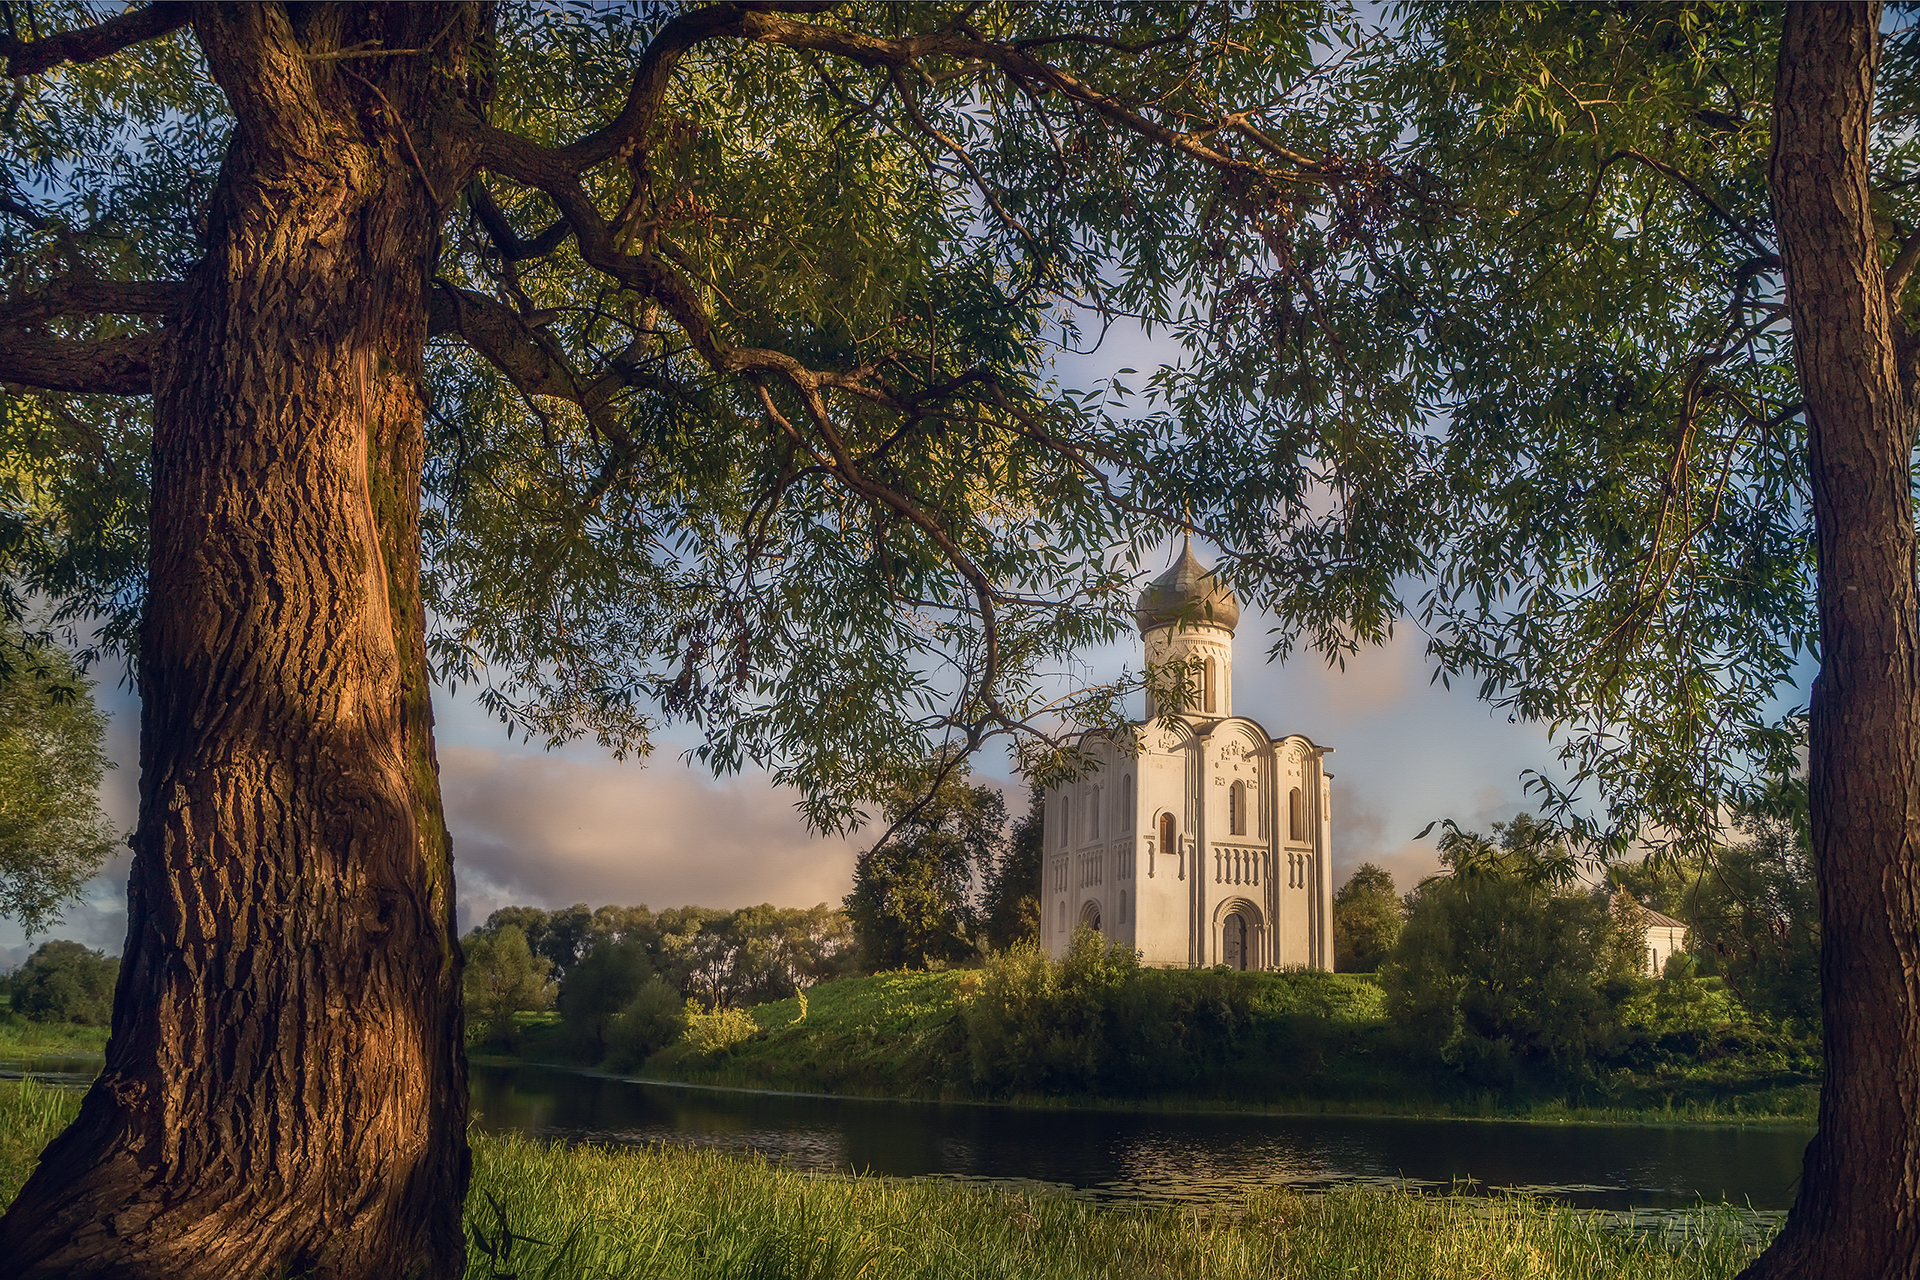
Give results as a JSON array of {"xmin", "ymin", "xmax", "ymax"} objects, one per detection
[
  {"xmin": 962, "ymin": 932, "xmax": 1257, "ymax": 1095},
  {"xmin": 682, "ymin": 1002, "xmax": 759, "ymax": 1054},
  {"xmin": 605, "ymin": 978, "xmax": 687, "ymax": 1070},
  {"xmin": 8, "ymin": 940, "xmax": 117, "ymax": 1025}
]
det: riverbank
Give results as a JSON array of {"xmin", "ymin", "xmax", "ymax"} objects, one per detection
[
  {"xmin": 0, "ymin": 1014, "xmax": 107, "ymax": 1063},
  {"xmin": 498, "ymin": 969, "xmax": 1818, "ymax": 1127},
  {"xmin": 0, "ymin": 1078, "xmax": 1770, "ymax": 1278}
]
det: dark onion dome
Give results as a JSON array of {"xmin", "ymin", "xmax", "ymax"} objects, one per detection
[{"xmin": 1134, "ymin": 540, "xmax": 1240, "ymax": 635}]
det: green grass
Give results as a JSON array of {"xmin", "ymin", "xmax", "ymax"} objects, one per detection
[
  {"xmin": 0, "ymin": 1076, "xmax": 83, "ymax": 1205},
  {"xmin": 0, "ymin": 1014, "xmax": 109, "ymax": 1062},
  {"xmin": 464, "ymin": 1134, "xmax": 1768, "ymax": 1280},
  {"xmin": 0, "ymin": 1080, "xmax": 1771, "ymax": 1279},
  {"xmin": 610, "ymin": 971, "xmax": 1817, "ymax": 1126}
]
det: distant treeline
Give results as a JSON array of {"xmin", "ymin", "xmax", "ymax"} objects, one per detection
[{"xmin": 462, "ymin": 902, "xmax": 858, "ymax": 1061}]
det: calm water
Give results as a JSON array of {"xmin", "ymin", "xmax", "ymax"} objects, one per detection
[{"xmin": 469, "ymin": 1063, "xmax": 1812, "ymax": 1213}]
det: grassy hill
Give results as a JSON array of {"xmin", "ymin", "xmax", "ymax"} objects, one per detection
[{"xmin": 612, "ymin": 965, "xmax": 1814, "ymax": 1123}]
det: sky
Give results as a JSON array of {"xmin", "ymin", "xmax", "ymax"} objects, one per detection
[
  {"xmin": 0, "ymin": 322, "xmax": 1577, "ymax": 966},
  {"xmin": 0, "ymin": 594, "xmax": 1567, "ymax": 969}
]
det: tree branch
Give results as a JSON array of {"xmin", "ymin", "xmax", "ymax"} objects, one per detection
[
  {"xmin": 0, "ymin": 330, "xmax": 163, "ymax": 394},
  {"xmin": 1, "ymin": 2, "xmax": 189, "ymax": 78},
  {"xmin": 465, "ymin": 180, "xmax": 573, "ymax": 262},
  {"xmin": 0, "ymin": 280, "xmax": 184, "ymax": 327},
  {"xmin": 1887, "ymin": 223, "xmax": 1920, "ymax": 303}
]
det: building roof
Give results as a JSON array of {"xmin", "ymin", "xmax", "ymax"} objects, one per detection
[
  {"xmin": 1135, "ymin": 540, "xmax": 1240, "ymax": 635},
  {"xmin": 1642, "ymin": 907, "xmax": 1688, "ymax": 931}
]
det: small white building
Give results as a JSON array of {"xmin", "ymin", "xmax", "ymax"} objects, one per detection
[
  {"xmin": 1040, "ymin": 544, "xmax": 1334, "ymax": 971},
  {"xmin": 1642, "ymin": 908, "xmax": 1689, "ymax": 978}
]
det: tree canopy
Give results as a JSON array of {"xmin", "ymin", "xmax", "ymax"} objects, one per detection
[{"xmin": 0, "ymin": 621, "xmax": 115, "ymax": 931}]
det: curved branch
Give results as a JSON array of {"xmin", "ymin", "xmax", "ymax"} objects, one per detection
[{"xmin": 1, "ymin": 2, "xmax": 188, "ymax": 78}]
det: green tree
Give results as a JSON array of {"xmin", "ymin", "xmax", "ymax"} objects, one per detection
[
  {"xmin": 1384, "ymin": 817, "xmax": 1619, "ymax": 1085},
  {"xmin": 555, "ymin": 937, "xmax": 653, "ymax": 1064},
  {"xmin": 979, "ymin": 788, "xmax": 1043, "ymax": 950},
  {"xmin": 0, "ymin": 625, "xmax": 115, "ymax": 932},
  {"xmin": 7, "ymin": 940, "xmax": 118, "ymax": 1026},
  {"xmin": 460, "ymin": 923, "xmax": 554, "ymax": 1048},
  {"xmin": 845, "ymin": 766, "xmax": 1007, "ymax": 969},
  {"xmin": 1331, "ymin": 862, "xmax": 1402, "ymax": 974}
]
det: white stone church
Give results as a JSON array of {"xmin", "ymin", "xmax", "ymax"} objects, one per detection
[{"xmin": 1040, "ymin": 544, "xmax": 1334, "ymax": 971}]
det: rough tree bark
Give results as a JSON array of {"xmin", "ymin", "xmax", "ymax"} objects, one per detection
[
  {"xmin": 1744, "ymin": 3, "xmax": 1920, "ymax": 1276},
  {"xmin": 0, "ymin": 6, "xmax": 488, "ymax": 1277}
]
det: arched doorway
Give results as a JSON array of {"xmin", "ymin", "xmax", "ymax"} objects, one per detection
[
  {"xmin": 1079, "ymin": 899, "xmax": 1102, "ymax": 934},
  {"xmin": 1222, "ymin": 911, "xmax": 1249, "ymax": 971}
]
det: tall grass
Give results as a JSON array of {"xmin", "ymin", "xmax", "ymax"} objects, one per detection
[
  {"xmin": 466, "ymin": 1133, "xmax": 1765, "ymax": 1280},
  {"xmin": 0, "ymin": 1075, "xmax": 83, "ymax": 1204},
  {"xmin": 0, "ymin": 1080, "xmax": 1769, "ymax": 1278}
]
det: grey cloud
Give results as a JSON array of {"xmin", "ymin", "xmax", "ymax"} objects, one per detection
[{"xmin": 440, "ymin": 745, "xmax": 859, "ymax": 931}]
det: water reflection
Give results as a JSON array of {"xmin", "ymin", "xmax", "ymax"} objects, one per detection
[{"xmin": 470, "ymin": 1063, "xmax": 1811, "ymax": 1212}]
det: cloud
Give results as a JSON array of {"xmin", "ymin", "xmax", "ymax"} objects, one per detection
[
  {"xmin": 438, "ymin": 745, "xmax": 859, "ymax": 932},
  {"xmin": 1308, "ymin": 628, "xmax": 1421, "ymax": 719},
  {"xmin": 1329, "ymin": 783, "xmax": 1439, "ymax": 896}
]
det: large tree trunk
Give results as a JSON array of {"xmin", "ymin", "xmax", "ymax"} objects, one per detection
[
  {"xmin": 1745, "ymin": 4, "xmax": 1920, "ymax": 1276},
  {"xmin": 0, "ymin": 7, "xmax": 486, "ymax": 1277}
]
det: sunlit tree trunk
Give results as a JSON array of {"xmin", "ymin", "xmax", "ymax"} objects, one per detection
[
  {"xmin": 1745, "ymin": 4, "xmax": 1920, "ymax": 1276},
  {"xmin": 0, "ymin": 6, "xmax": 486, "ymax": 1277}
]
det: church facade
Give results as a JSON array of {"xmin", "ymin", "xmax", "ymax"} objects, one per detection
[{"xmin": 1040, "ymin": 545, "xmax": 1335, "ymax": 971}]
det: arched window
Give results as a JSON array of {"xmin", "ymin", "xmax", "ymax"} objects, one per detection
[
  {"xmin": 1230, "ymin": 780, "xmax": 1247, "ymax": 836},
  {"xmin": 1159, "ymin": 812, "xmax": 1176, "ymax": 873},
  {"xmin": 1059, "ymin": 795, "xmax": 1069, "ymax": 848},
  {"xmin": 1088, "ymin": 786, "xmax": 1101, "ymax": 839},
  {"xmin": 1057, "ymin": 901, "xmax": 1066, "ymax": 934},
  {"xmin": 1203, "ymin": 656, "xmax": 1218, "ymax": 714},
  {"xmin": 1289, "ymin": 787, "xmax": 1305, "ymax": 842},
  {"xmin": 1121, "ymin": 775, "xmax": 1134, "ymax": 830}
]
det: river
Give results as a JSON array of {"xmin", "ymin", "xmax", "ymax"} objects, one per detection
[{"xmin": 469, "ymin": 1062, "xmax": 1810, "ymax": 1214}]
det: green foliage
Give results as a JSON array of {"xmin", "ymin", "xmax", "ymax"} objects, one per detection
[
  {"xmin": 463, "ymin": 925, "xmax": 557, "ymax": 1049},
  {"xmin": 680, "ymin": 1001, "xmax": 760, "ymax": 1056},
  {"xmin": 556, "ymin": 940, "xmax": 653, "ymax": 1063},
  {"xmin": 0, "ymin": 624, "xmax": 116, "ymax": 932},
  {"xmin": 844, "ymin": 766, "xmax": 1006, "ymax": 969},
  {"xmin": 604, "ymin": 978, "xmax": 687, "ymax": 1072},
  {"xmin": 978, "ymin": 788, "xmax": 1043, "ymax": 952},
  {"xmin": 1332, "ymin": 862, "xmax": 1403, "ymax": 973},
  {"xmin": 0, "ymin": 1076, "xmax": 83, "ymax": 1210},
  {"xmin": 476, "ymin": 901, "xmax": 857, "ymax": 1014},
  {"xmin": 1688, "ymin": 811, "xmax": 1820, "ymax": 1027},
  {"xmin": 6, "ymin": 940, "xmax": 118, "ymax": 1026},
  {"xmin": 1606, "ymin": 781, "xmax": 1820, "ymax": 1029},
  {"xmin": 1384, "ymin": 818, "xmax": 1620, "ymax": 1084}
]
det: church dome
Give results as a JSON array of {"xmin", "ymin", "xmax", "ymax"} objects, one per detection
[{"xmin": 1135, "ymin": 541, "xmax": 1239, "ymax": 635}]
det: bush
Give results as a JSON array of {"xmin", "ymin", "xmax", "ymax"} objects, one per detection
[
  {"xmin": 961, "ymin": 932, "xmax": 1257, "ymax": 1095},
  {"xmin": 605, "ymin": 978, "xmax": 688, "ymax": 1070},
  {"xmin": 682, "ymin": 1002, "xmax": 758, "ymax": 1054},
  {"xmin": 7, "ymin": 940, "xmax": 117, "ymax": 1025},
  {"xmin": 558, "ymin": 939, "xmax": 653, "ymax": 1062}
]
